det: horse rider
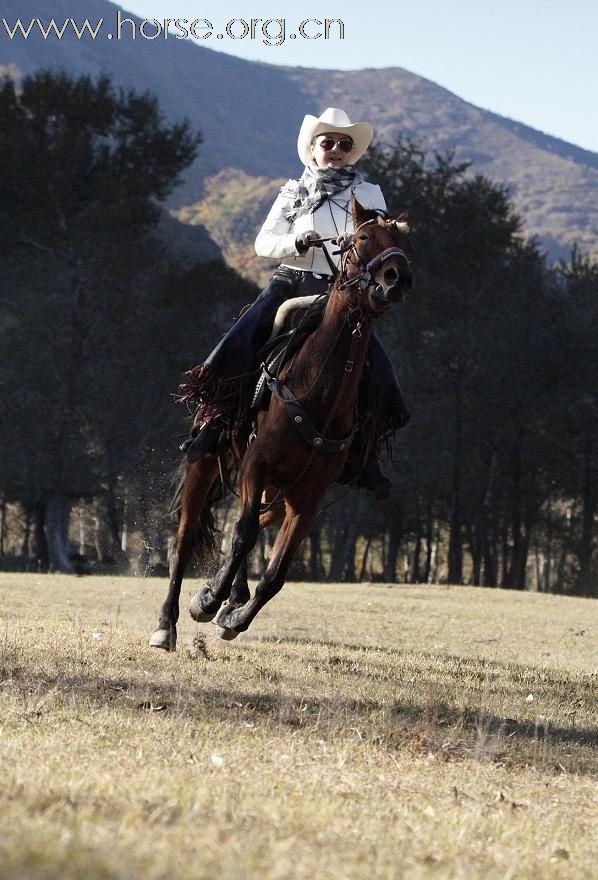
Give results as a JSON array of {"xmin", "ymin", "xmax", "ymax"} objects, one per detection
[{"xmin": 178, "ymin": 108, "xmax": 410, "ymax": 499}]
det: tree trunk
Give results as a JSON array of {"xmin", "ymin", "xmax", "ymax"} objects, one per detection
[
  {"xmin": 504, "ymin": 425, "xmax": 528, "ymax": 590},
  {"xmin": 410, "ymin": 529, "xmax": 422, "ymax": 583},
  {"xmin": 328, "ymin": 498, "xmax": 363, "ymax": 582},
  {"xmin": 555, "ymin": 508, "xmax": 574, "ymax": 592},
  {"xmin": 430, "ymin": 519, "xmax": 441, "ymax": 584},
  {"xmin": 480, "ymin": 447, "xmax": 498, "ymax": 586},
  {"xmin": 543, "ymin": 504, "xmax": 554, "ymax": 593},
  {"xmin": 422, "ymin": 501, "xmax": 433, "ymax": 583},
  {"xmin": 575, "ymin": 429, "xmax": 595, "ymax": 596},
  {"xmin": 383, "ymin": 504, "xmax": 403, "ymax": 582},
  {"xmin": 308, "ymin": 527, "xmax": 324, "ymax": 581},
  {"xmin": 78, "ymin": 505, "xmax": 87, "ymax": 555},
  {"xmin": 468, "ymin": 523, "xmax": 481, "ymax": 586},
  {"xmin": 482, "ymin": 518, "xmax": 497, "ymax": 587},
  {"xmin": 20, "ymin": 504, "xmax": 32, "ymax": 558},
  {"xmin": 45, "ymin": 494, "xmax": 74, "ymax": 573},
  {"xmin": 32, "ymin": 500, "xmax": 49, "ymax": 570},
  {"xmin": 512, "ymin": 511, "xmax": 532, "ymax": 589},
  {"xmin": 106, "ymin": 480, "xmax": 122, "ymax": 556},
  {"xmin": 0, "ymin": 497, "xmax": 6, "ymax": 556},
  {"xmin": 359, "ymin": 535, "xmax": 372, "ymax": 581},
  {"xmin": 448, "ymin": 376, "xmax": 464, "ymax": 584},
  {"xmin": 499, "ymin": 516, "xmax": 510, "ymax": 588}
]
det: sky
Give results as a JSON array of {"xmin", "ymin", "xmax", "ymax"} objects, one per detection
[{"xmin": 116, "ymin": 0, "xmax": 598, "ymax": 154}]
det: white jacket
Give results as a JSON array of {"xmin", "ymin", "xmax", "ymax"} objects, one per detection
[{"xmin": 254, "ymin": 178, "xmax": 386, "ymax": 275}]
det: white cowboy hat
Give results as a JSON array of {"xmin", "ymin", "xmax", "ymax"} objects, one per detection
[{"xmin": 297, "ymin": 107, "xmax": 373, "ymax": 166}]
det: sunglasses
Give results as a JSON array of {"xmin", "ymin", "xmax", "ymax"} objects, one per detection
[{"xmin": 314, "ymin": 135, "xmax": 355, "ymax": 154}]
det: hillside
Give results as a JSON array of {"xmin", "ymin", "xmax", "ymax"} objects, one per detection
[
  {"xmin": 176, "ymin": 170, "xmax": 284, "ymax": 286},
  {"xmin": 1, "ymin": 0, "xmax": 598, "ymax": 259}
]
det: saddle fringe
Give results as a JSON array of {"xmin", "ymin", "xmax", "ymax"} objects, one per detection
[{"xmin": 175, "ymin": 363, "xmax": 256, "ymax": 429}]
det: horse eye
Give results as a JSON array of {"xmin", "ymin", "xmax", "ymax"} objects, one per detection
[{"xmin": 358, "ymin": 234, "xmax": 368, "ymax": 241}]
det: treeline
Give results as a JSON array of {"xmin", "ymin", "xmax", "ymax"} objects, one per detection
[
  {"xmin": 0, "ymin": 71, "xmax": 256, "ymax": 572},
  {"xmin": 0, "ymin": 72, "xmax": 596, "ymax": 595},
  {"xmin": 303, "ymin": 142, "xmax": 597, "ymax": 596}
]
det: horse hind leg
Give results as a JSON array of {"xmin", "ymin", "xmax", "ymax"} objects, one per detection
[{"xmin": 149, "ymin": 457, "xmax": 219, "ymax": 651}]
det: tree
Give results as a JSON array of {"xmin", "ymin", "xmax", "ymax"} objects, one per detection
[
  {"xmin": 0, "ymin": 70, "xmax": 201, "ymax": 571},
  {"xmin": 555, "ymin": 248, "xmax": 598, "ymax": 596}
]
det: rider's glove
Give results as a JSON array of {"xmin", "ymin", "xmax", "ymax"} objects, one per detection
[
  {"xmin": 295, "ymin": 230, "xmax": 321, "ymax": 254},
  {"xmin": 333, "ymin": 232, "xmax": 353, "ymax": 250}
]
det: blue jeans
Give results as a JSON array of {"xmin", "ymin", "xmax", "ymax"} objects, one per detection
[{"xmin": 204, "ymin": 266, "xmax": 325, "ymax": 378}]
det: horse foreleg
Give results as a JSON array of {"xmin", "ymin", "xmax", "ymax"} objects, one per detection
[
  {"xmin": 229, "ymin": 558, "xmax": 250, "ymax": 607},
  {"xmin": 227, "ymin": 490, "xmax": 285, "ymax": 608},
  {"xmin": 189, "ymin": 482, "xmax": 263, "ymax": 623},
  {"xmin": 215, "ymin": 503, "xmax": 318, "ymax": 640},
  {"xmin": 149, "ymin": 458, "xmax": 219, "ymax": 651}
]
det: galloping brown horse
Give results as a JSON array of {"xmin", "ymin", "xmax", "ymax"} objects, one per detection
[{"xmin": 149, "ymin": 197, "xmax": 413, "ymax": 650}]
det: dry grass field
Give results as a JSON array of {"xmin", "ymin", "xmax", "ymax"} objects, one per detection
[{"xmin": 0, "ymin": 572, "xmax": 596, "ymax": 880}]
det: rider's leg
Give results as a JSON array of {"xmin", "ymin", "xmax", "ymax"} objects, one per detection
[
  {"xmin": 181, "ymin": 269, "xmax": 332, "ymax": 461},
  {"xmin": 181, "ymin": 267, "xmax": 300, "ymax": 461}
]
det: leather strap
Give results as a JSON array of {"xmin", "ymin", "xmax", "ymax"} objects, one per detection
[
  {"xmin": 321, "ymin": 242, "xmax": 339, "ymax": 279},
  {"xmin": 266, "ymin": 374, "xmax": 356, "ymax": 454}
]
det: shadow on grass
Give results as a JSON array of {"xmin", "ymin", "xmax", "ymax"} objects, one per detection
[{"xmin": 5, "ymin": 656, "xmax": 597, "ymax": 777}]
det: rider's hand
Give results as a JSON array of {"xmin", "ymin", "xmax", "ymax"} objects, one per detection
[
  {"xmin": 295, "ymin": 230, "xmax": 321, "ymax": 254},
  {"xmin": 333, "ymin": 232, "xmax": 353, "ymax": 250}
]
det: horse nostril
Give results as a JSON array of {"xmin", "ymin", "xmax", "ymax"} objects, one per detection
[{"xmin": 384, "ymin": 267, "xmax": 398, "ymax": 285}]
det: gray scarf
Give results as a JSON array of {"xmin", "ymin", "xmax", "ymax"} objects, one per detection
[{"xmin": 284, "ymin": 165, "xmax": 362, "ymax": 222}]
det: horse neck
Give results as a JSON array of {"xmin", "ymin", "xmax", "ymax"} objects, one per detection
[{"xmin": 291, "ymin": 286, "xmax": 373, "ymax": 421}]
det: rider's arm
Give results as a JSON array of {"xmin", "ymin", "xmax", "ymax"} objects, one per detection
[{"xmin": 255, "ymin": 190, "xmax": 302, "ymax": 260}]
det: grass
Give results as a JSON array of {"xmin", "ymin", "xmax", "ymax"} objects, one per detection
[{"xmin": 0, "ymin": 573, "xmax": 596, "ymax": 879}]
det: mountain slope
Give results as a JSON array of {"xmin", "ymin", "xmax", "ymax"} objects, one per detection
[{"xmin": 1, "ymin": 0, "xmax": 597, "ymax": 260}]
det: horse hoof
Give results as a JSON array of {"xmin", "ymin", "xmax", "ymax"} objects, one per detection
[
  {"xmin": 149, "ymin": 627, "xmax": 177, "ymax": 651},
  {"xmin": 214, "ymin": 607, "xmax": 242, "ymax": 640},
  {"xmin": 217, "ymin": 626, "xmax": 240, "ymax": 641},
  {"xmin": 189, "ymin": 593, "xmax": 217, "ymax": 622}
]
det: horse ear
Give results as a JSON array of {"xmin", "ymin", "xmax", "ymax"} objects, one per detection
[
  {"xmin": 351, "ymin": 194, "xmax": 370, "ymax": 227},
  {"xmin": 397, "ymin": 210, "xmax": 410, "ymax": 224}
]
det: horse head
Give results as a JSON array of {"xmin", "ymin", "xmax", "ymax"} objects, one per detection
[{"xmin": 338, "ymin": 196, "xmax": 413, "ymax": 313}]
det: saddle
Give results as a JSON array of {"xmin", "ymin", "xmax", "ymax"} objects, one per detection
[{"xmin": 250, "ymin": 295, "xmax": 327, "ymax": 413}]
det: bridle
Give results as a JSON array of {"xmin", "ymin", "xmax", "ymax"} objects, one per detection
[{"xmin": 334, "ymin": 218, "xmax": 412, "ymax": 311}]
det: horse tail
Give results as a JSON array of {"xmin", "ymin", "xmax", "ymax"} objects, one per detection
[{"xmin": 168, "ymin": 457, "xmax": 220, "ymax": 567}]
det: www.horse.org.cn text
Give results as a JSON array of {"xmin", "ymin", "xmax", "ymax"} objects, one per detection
[{"xmin": 0, "ymin": 14, "xmax": 346, "ymax": 47}]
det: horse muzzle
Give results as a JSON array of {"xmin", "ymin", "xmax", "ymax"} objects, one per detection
[{"xmin": 370, "ymin": 265, "xmax": 413, "ymax": 307}]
